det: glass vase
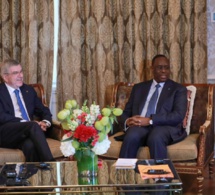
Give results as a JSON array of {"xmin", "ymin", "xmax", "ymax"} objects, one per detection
[
  {"xmin": 75, "ymin": 149, "xmax": 98, "ymax": 177},
  {"xmin": 78, "ymin": 175, "xmax": 98, "ymax": 185}
]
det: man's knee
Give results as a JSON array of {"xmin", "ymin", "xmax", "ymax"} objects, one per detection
[
  {"xmin": 24, "ymin": 122, "xmax": 42, "ymax": 133},
  {"xmin": 124, "ymin": 127, "xmax": 148, "ymax": 144},
  {"xmin": 125, "ymin": 127, "xmax": 141, "ymax": 140},
  {"xmin": 21, "ymin": 139, "xmax": 35, "ymax": 150},
  {"xmin": 147, "ymin": 133, "xmax": 163, "ymax": 146}
]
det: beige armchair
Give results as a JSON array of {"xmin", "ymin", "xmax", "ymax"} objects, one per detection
[
  {"xmin": 0, "ymin": 83, "xmax": 63, "ymax": 164},
  {"xmin": 102, "ymin": 82, "xmax": 215, "ymax": 194}
]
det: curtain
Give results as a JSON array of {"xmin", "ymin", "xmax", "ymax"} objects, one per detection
[
  {"xmin": 0, "ymin": 0, "xmax": 54, "ymax": 104},
  {"xmin": 57, "ymin": 0, "xmax": 207, "ymax": 110}
]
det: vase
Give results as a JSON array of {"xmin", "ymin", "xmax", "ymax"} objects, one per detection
[
  {"xmin": 78, "ymin": 176, "xmax": 98, "ymax": 185},
  {"xmin": 75, "ymin": 149, "xmax": 98, "ymax": 177}
]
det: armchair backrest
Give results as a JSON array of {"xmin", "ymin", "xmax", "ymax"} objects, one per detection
[
  {"xmin": 111, "ymin": 82, "xmax": 215, "ymax": 136},
  {"xmin": 28, "ymin": 83, "xmax": 47, "ymax": 106},
  {"xmin": 111, "ymin": 82, "xmax": 134, "ymax": 109},
  {"xmin": 183, "ymin": 84, "xmax": 214, "ymax": 134}
]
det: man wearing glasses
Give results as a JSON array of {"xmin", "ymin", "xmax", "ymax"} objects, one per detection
[
  {"xmin": 0, "ymin": 59, "xmax": 55, "ymax": 162},
  {"xmin": 119, "ymin": 54, "xmax": 187, "ymax": 159}
]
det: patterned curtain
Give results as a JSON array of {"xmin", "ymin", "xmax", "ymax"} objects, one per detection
[
  {"xmin": 0, "ymin": 0, "xmax": 54, "ymax": 104},
  {"xmin": 57, "ymin": 0, "xmax": 207, "ymax": 109}
]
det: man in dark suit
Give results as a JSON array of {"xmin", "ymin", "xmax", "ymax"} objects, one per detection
[
  {"xmin": 0, "ymin": 59, "xmax": 55, "ymax": 162},
  {"xmin": 119, "ymin": 54, "xmax": 187, "ymax": 159}
]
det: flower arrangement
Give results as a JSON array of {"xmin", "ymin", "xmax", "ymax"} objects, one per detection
[{"xmin": 57, "ymin": 99, "xmax": 123, "ymax": 157}]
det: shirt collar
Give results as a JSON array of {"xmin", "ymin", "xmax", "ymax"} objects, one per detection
[
  {"xmin": 5, "ymin": 83, "xmax": 20, "ymax": 95},
  {"xmin": 152, "ymin": 80, "xmax": 165, "ymax": 88}
]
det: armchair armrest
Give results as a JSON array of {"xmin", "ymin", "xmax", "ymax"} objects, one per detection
[
  {"xmin": 199, "ymin": 120, "xmax": 211, "ymax": 134},
  {"xmin": 48, "ymin": 120, "xmax": 64, "ymax": 141},
  {"xmin": 197, "ymin": 120, "xmax": 213, "ymax": 166}
]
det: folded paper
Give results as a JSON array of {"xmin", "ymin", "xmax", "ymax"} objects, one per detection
[{"xmin": 138, "ymin": 164, "xmax": 174, "ymax": 179}]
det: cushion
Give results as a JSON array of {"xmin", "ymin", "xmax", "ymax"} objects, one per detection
[
  {"xmin": 183, "ymin": 85, "xmax": 196, "ymax": 135},
  {"xmin": 0, "ymin": 148, "xmax": 25, "ymax": 164},
  {"xmin": 0, "ymin": 138, "xmax": 63, "ymax": 164},
  {"xmin": 104, "ymin": 132, "xmax": 198, "ymax": 161},
  {"xmin": 47, "ymin": 138, "xmax": 63, "ymax": 158}
]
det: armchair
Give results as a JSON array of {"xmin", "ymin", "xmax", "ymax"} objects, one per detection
[
  {"xmin": 102, "ymin": 82, "xmax": 215, "ymax": 194},
  {"xmin": 0, "ymin": 83, "xmax": 63, "ymax": 164}
]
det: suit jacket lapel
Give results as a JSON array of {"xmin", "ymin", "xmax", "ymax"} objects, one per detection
[
  {"xmin": 20, "ymin": 85, "xmax": 30, "ymax": 114},
  {"xmin": 138, "ymin": 80, "xmax": 153, "ymax": 114}
]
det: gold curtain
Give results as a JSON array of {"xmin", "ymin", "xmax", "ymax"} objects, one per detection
[
  {"xmin": 57, "ymin": 0, "xmax": 207, "ymax": 109},
  {"xmin": 0, "ymin": 0, "xmax": 54, "ymax": 104}
]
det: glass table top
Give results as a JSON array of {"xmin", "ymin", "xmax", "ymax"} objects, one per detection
[{"xmin": 0, "ymin": 159, "xmax": 182, "ymax": 194}]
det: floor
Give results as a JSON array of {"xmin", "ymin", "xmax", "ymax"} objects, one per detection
[{"xmin": 180, "ymin": 164, "xmax": 215, "ymax": 195}]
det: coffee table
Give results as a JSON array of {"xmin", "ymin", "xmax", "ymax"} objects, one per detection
[{"xmin": 0, "ymin": 159, "xmax": 182, "ymax": 194}]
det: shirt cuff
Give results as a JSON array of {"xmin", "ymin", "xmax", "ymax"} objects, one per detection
[
  {"xmin": 20, "ymin": 120, "xmax": 28, "ymax": 122},
  {"xmin": 124, "ymin": 119, "xmax": 129, "ymax": 131},
  {"xmin": 42, "ymin": 120, "xmax": 51, "ymax": 127}
]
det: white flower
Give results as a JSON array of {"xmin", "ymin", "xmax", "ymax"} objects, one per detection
[
  {"xmin": 92, "ymin": 136, "xmax": 111, "ymax": 155},
  {"xmin": 85, "ymin": 114, "xmax": 96, "ymax": 126},
  {"xmin": 60, "ymin": 135, "xmax": 76, "ymax": 157},
  {"xmin": 68, "ymin": 120, "xmax": 79, "ymax": 131},
  {"xmin": 73, "ymin": 109, "xmax": 83, "ymax": 118},
  {"xmin": 90, "ymin": 104, "xmax": 100, "ymax": 117}
]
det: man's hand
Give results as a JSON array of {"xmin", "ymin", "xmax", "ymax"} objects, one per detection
[
  {"xmin": 126, "ymin": 115, "xmax": 151, "ymax": 127},
  {"xmin": 35, "ymin": 121, "xmax": 48, "ymax": 131}
]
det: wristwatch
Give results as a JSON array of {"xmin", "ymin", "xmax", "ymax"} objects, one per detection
[{"xmin": 149, "ymin": 119, "xmax": 153, "ymax": 125}]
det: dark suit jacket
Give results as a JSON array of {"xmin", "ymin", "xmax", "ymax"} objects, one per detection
[
  {"xmin": 0, "ymin": 83, "xmax": 52, "ymax": 126},
  {"xmin": 120, "ymin": 79, "xmax": 187, "ymax": 142}
]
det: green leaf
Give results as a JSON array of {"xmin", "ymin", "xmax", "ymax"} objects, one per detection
[{"xmin": 61, "ymin": 136, "xmax": 72, "ymax": 142}]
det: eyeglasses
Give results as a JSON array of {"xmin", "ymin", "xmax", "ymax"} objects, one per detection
[
  {"xmin": 155, "ymin": 65, "xmax": 170, "ymax": 71},
  {"xmin": 4, "ymin": 70, "xmax": 23, "ymax": 76}
]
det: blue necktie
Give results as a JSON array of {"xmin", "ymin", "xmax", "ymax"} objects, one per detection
[
  {"xmin": 145, "ymin": 84, "xmax": 161, "ymax": 117},
  {"xmin": 14, "ymin": 89, "xmax": 29, "ymax": 121}
]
